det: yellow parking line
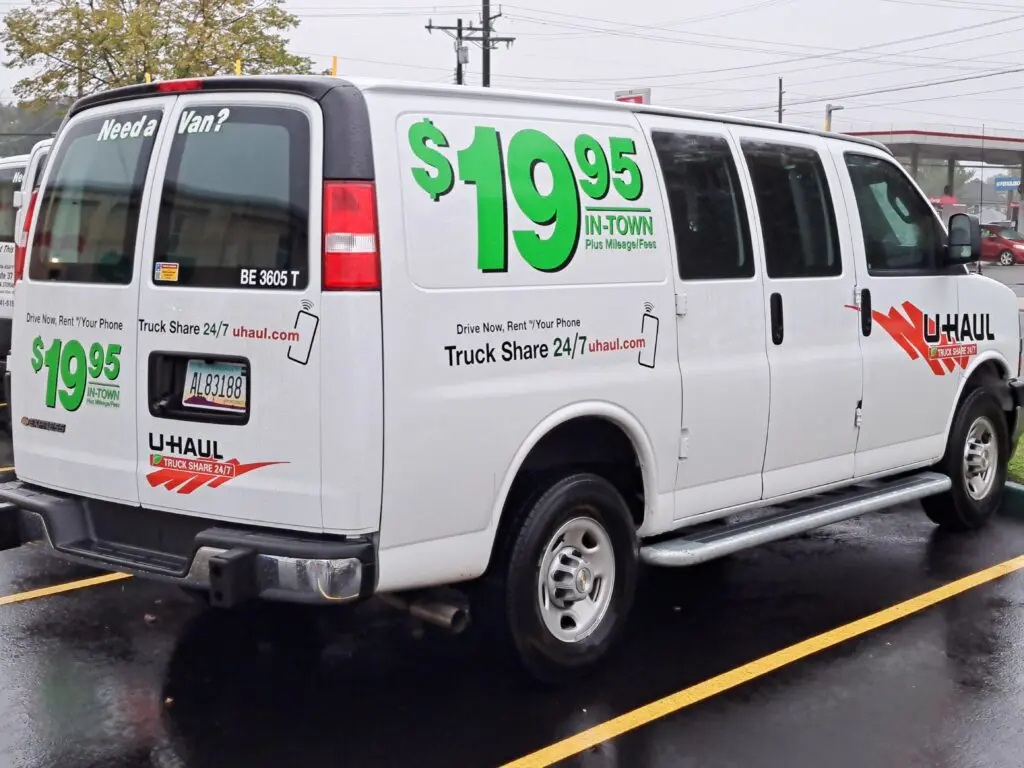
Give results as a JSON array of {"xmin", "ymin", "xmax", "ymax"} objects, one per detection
[
  {"xmin": 502, "ymin": 553, "xmax": 1024, "ymax": 768},
  {"xmin": 0, "ymin": 572, "xmax": 131, "ymax": 606}
]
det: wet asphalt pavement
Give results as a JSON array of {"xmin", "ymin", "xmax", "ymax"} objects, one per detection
[{"xmin": 2, "ymin": 476, "xmax": 1024, "ymax": 768}]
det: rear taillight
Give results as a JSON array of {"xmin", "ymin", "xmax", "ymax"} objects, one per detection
[
  {"xmin": 322, "ymin": 181, "xmax": 380, "ymax": 291},
  {"xmin": 13, "ymin": 190, "xmax": 38, "ymax": 286}
]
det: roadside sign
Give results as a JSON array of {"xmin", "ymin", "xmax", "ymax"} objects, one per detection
[
  {"xmin": 994, "ymin": 177, "xmax": 1021, "ymax": 191},
  {"xmin": 615, "ymin": 88, "xmax": 651, "ymax": 104}
]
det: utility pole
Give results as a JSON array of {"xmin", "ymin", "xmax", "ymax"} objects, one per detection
[
  {"xmin": 777, "ymin": 77, "xmax": 784, "ymax": 124},
  {"xmin": 426, "ymin": 18, "xmax": 470, "ymax": 85},
  {"xmin": 469, "ymin": 2, "xmax": 515, "ymax": 87},
  {"xmin": 427, "ymin": 6, "xmax": 514, "ymax": 87},
  {"xmin": 481, "ymin": 0, "xmax": 493, "ymax": 87},
  {"xmin": 457, "ymin": 18, "xmax": 465, "ymax": 85}
]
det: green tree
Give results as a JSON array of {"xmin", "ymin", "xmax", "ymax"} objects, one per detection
[
  {"xmin": 905, "ymin": 162, "xmax": 976, "ymax": 198},
  {"xmin": 1, "ymin": 0, "xmax": 312, "ymax": 103}
]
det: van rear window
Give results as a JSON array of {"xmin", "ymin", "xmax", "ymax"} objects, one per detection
[
  {"xmin": 29, "ymin": 111, "xmax": 161, "ymax": 284},
  {"xmin": 0, "ymin": 166, "xmax": 25, "ymax": 241},
  {"xmin": 153, "ymin": 105, "xmax": 310, "ymax": 289},
  {"xmin": 32, "ymin": 150, "xmax": 50, "ymax": 193}
]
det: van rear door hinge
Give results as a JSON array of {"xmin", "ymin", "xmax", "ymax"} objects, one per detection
[
  {"xmin": 679, "ymin": 428, "xmax": 690, "ymax": 459},
  {"xmin": 854, "ymin": 402, "xmax": 863, "ymax": 428},
  {"xmin": 675, "ymin": 293, "xmax": 687, "ymax": 316}
]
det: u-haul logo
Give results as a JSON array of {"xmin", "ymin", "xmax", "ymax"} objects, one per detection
[
  {"xmin": 848, "ymin": 301, "xmax": 992, "ymax": 376},
  {"xmin": 145, "ymin": 432, "xmax": 285, "ymax": 494}
]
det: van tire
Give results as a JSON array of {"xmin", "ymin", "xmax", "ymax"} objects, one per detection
[
  {"xmin": 477, "ymin": 472, "xmax": 638, "ymax": 684},
  {"xmin": 922, "ymin": 386, "xmax": 1008, "ymax": 531}
]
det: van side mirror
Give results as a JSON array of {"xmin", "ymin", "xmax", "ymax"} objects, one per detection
[{"xmin": 946, "ymin": 213, "xmax": 980, "ymax": 265}]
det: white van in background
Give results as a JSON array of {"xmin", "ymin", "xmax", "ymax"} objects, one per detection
[
  {"xmin": 4, "ymin": 139, "xmax": 52, "ymax": 428},
  {"xmin": 0, "ymin": 153, "xmax": 29, "ymax": 402},
  {"xmin": 0, "ymin": 77, "xmax": 1021, "ymax": 682},
  {"xmin": 13, "ymin": 139, "xmax": 52, "ymax": 255}
]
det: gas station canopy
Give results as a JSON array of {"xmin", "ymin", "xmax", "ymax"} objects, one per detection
[{"xmin": 844, "ymin": 127, "xmax": 1024, "ymax": 169}]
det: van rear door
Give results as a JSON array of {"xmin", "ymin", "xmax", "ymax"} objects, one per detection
[
  {"xmin": 135, "ymin": 92, "xmax": 323, "ymax": 530},
  {"xmin": 12, "ymin": 99, "xmax": 173, "ymax": 503}
]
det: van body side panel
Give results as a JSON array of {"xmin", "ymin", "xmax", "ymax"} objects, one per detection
[
  {"xmin": 319, "ymin": 291, "xmax": 384, "ymax": 535},
  {"xmin": 368, "ymin": 91, "xmax": 679, "ymax": 585}
]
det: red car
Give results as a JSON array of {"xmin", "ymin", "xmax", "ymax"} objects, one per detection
[{"xmin": 980, "ymin": 224, "xmax": 1024, "ymax": 265}]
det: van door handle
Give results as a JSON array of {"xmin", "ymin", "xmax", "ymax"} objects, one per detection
[
  {"xmin": 770, "ymin": 292, "xmax": 784, "ymax": 345},
  {"xmin": 860, "ymin": 288, "xmax": 872, "ymax": 336}
]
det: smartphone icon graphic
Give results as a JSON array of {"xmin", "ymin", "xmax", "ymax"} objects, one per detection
[
  {"xmin": 288, "ymin": 309, "xmax": 320, "ymax": 365},
  {"xmin": 638, "ymin": 312, "xmax": 659, "ymax": 369}
]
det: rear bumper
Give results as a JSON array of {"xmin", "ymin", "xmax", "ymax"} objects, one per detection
[{"xmin": 0, "ymin": 480, "xmax": 376, "ymax": 606}]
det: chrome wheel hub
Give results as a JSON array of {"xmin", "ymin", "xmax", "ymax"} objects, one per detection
[
  {"xmin": 538, "ymin": 515, "xmax": 615, "ymax": 643},
  {"xmin": 963, "ymin": 416, "xmax": 998, "ymax": 501}
]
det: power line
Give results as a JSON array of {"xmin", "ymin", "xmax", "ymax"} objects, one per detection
[
  {"xmin": 881, "ymin": 0, "xmax": 1024, "ymax": 10},
  {"xmin": 499, "ymin": 5, "xmax": 1024, "ymax": 82},
  {"xmin": 643, "ymin": 22, "xmax": 1024, "ymax": 94},
  {"xmin": 722, "ymin": 65, "xmax": 1024, "ymax": 113},
  {"xmin": 507, "ymin": 0, "xmax": 798, "ymax": 39},
  {"xmin": 507, "ymin": 9, "xmax": 1020, "ymax": 74}
]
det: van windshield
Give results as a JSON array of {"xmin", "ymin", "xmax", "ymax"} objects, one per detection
[
  {"xmin": 29, "ymin": 110, "xmax": 162, "ymax": 284},
  {"xmin": 0, "ymin": 165, "xmax": 26, "ymax": 241}
]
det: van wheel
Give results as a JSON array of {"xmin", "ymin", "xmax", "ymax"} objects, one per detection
[
  {"xmin": 922, "ymin": 386, "xmax": 1008, "ymax": 531},
  {"xmin": 478, "ymin": 472, "xmax": 638, "ymax": 684}
]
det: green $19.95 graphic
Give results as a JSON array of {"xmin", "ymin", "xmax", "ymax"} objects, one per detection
[
  {"xmin": 409, "ymin": 119, "xmax": 644, "ymax": 273},
  {"xmin": 30, "ymin": 336, "xmax": 122, "ymax": 411}
]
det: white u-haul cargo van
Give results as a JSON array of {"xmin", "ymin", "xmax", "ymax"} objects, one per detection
[{"xmin": 1, "ymin": 76, "xmax": 1021, "ymax": 681}]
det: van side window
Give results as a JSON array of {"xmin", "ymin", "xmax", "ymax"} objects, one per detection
[
  {"xmin": 153, "ymin": 105, "xmax": 310, "ymax": 289},
  {"xmin": 30, "ymin": 112, "xmax": 160, "ymax": 284},
  {"xmin": 651, "ymin": 131, "xmax": 753, "ymax": 280},
  {"xmin": 844, "ymin": 153, "xmax": 941, "ymax": 274},
  {"xmin": 741, "ymin": 141, "xmax": 840, "ymax": 279}
]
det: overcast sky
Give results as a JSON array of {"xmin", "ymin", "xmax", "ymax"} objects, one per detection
[
  {"xmin": 4, "ymin": 1, "xmax": 1024, "ymax": 140},
  {"xmin": 267, "ymin": 0, "xmax": 1024, "ymax": 136}
]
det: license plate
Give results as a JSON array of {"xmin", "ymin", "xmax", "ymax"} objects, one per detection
[{"xmin": 182, "ymin": 360, "xmax": 247, "ymax": 414}]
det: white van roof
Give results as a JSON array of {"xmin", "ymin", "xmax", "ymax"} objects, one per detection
[
  {"xmin": 349, "ymin": 78, "xmax": 892, "ymax": 154},
  {"xmin": 67, "ymin": 75, "xmax": 890, "ymax": 158}
]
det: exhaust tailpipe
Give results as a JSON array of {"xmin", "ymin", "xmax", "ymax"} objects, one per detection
[{"xmin": 379, "ymin": 593, "xmax": 470, "ymax": 634}]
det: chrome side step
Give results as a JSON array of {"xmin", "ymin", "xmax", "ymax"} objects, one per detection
[{"xmin": 640, "ymin": 472, "xmax": 951, "ymax": 567}]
